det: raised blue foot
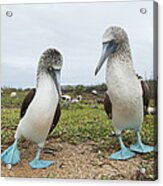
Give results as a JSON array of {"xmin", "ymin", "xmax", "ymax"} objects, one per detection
[
  {"xmin": 130, "ymin": 142, "xmax": 154, "ymax": 153},
  {"xmin": 130, "ymin": 131, "xmax": 154, "ymax": 153},
  {"xmin": 1, "ymin": 140, "xmax": 20, "ymax": 168},
  {"xmin": 109, "ymin": 147, "xmax": 136, "ymax": 160},
  {"xmin": 29, "ymin": 147, "xmax": 54, "ymax": 169}
]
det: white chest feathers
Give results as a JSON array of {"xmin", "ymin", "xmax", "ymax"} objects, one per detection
[
  {"xmin": 106, "ymin": 60, "xmax": 143, "ymax": 132},
  {"xmin": 15, "ymin": 74, "xmax": 59, "ymax": 145}
]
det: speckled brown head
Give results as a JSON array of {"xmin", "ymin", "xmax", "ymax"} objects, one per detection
[
  {"xmin": 95, "ymin": 26, "xmax": 132, "ymax": 75},
  {"xmin": 37, "ymin": 48, "xmax": 63, "ymax": 97},
  {"xmin": 102, "ymin": 26, "xmax": 129, "ymax": 44},
  {"xmin": 38, "ymin": 48, "xmax": 63, "ymax": 74}
]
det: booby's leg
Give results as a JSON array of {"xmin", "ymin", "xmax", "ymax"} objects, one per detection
[
  {"xmin": 109, "ymin": 133, "xmax": 135, "ymax": 160},
  {"xmin": 1, "ymin": 139, "xmax": 20, "ymax": 169},
  {"xmin": 130, "ymin": 130, "xmax": 154, "ymax": 153},
  {"xmin": 29, "ymin": 146, "xmax": 54, "ymax": 169}
]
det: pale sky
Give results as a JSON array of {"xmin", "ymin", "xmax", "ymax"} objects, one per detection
[{"xmin": 1, "ymin": 1, "xmax": 154, "ymax": 88}]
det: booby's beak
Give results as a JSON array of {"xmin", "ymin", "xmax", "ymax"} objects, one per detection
[
  {"xmin": 48, "ymin": 68, "xmax": 62, "ymax": 98},
  {"xmin": 95, "ymin": 41, "xmax": 118, "ymax": 76},
  {"xmin": 54, "ymin": 70, "xmax": 62, "ymax": 98}
]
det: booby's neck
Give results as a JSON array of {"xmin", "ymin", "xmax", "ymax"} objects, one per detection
[
  {"xmin": 36, "ymin": 71, "xmax": 47, "ymax": 88},
  {"xmin": 36, "ymin": 59, "xmax": 49, "ymax": 86},
  {"xmin": 106, "ymin": 41, "xmax": 137, "ymax": 81},
  {"xmin": 36, "ymin": 73, "xmax": 58, "ymax": 100}
]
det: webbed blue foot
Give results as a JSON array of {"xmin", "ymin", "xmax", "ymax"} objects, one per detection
[
  {"xmin": 130, "ymin": 142, "xmax": 154, "ymax": 153},
  {"xmin": 29, "ymin": 159, "xmax": 54, "ymax": 169},
  {"xmin": 130, "ymin": 131, "xmax": 154, "ymax": 153},
  {"xmin": 29, "ymin": 147, "xmax": 54, "ymax": 169},
  {"xmin": 109, "ymin": 133, "xmax": 135, "ymax": 160},
  {"xmin": 1, "ymin": 140, "xmax": 20, "ymax": 168},
  {"xmin": 109, "ymin": 147, "xmax": 136, "ymax": 160}
]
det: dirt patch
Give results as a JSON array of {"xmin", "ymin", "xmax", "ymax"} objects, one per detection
[{"xmin": 1, "ymin": 138, "xmax": 157, "ymax": 180}]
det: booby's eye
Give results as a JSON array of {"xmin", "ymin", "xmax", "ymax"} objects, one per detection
[
  {"xmin": 48, "ymin": 66, "xmax": 53, "ymax": 71},
  {"xmin": 103, "ymin": 40, "xmax": 115, "ymax": 47},
  {"xmin": 109, "ymin": 40, "xmax": 115, "ymax": 46}
]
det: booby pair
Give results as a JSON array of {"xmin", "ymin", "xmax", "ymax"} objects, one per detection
[
  {"xmin": 95, "ymin": 26, "xmax": 154, "ymax": 160},
  {"xmin": 1, "ymin": 48, "xmax": 62, "ymax": 169}
]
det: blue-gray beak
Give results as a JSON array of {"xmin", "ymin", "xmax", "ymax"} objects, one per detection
[
  {"xmin": 95, "ymin": 41, "xmax": 118, "ymax": 76},
  {"xmin": 48, "ymin": 68, "xmax": 62, "ymax": 98}
]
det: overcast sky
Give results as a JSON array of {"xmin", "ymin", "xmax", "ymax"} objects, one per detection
[{"xmin": 1, "ymin": 1, "xmax": 154, "ymax": 88}]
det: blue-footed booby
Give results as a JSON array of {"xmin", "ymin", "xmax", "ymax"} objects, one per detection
[
  {"xmin": 95, "ymin": 26, "xmax": 154, "ymax": 160},
  {"xmin": 1, "ymin": 48, "xmax": 63, "ymax": 169}
]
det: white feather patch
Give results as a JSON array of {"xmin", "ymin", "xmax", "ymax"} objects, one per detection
[
  {"xmin": 15, "ymin": 74, "xmax": 58, "ymax": 146},
  {"xmin": 106, "ymin": 59, "xmax": 143, "ymax": 133}
]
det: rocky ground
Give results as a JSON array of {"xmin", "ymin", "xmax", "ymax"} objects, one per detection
[{"xmin": 1, "ymin": 137, "xmax": 158, "ymax": 180}]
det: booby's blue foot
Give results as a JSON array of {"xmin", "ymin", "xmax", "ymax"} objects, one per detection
[
  {"xmin": 109, "ymin": 147, "xmax": 136, "ymax": 160},
  {"xmin": 130, "ymin": 142, "xmax": 154, "ymax": 153},
  {"xmin": 29, "ymin": 159, "xmax": 54, "ymax": 169},
  {"xmin": 109, "ymin": 133, "xmax": 135, "ymax": 160},
  {"xmin": 1, "ymin": 140, "xmax": 20, "ymax": 168},
  {"xmin": 130, "ymin": 131, "xmax": 154, "ymax": 153},
  {"xmin": 29, "ymin": 147, "xmax": 54, "ymax": 169}
]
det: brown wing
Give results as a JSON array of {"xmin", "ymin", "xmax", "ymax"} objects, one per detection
[
  {"xmin": 49, "ymin": 103, "xmax": 61, "ymax": 134},
  {"xmin": 141, "ymin": 81, "xmax": 150, "ymax": 114},
  {"xmin": 104, "ymin": 93, "xmax": 112, "ymax": 119},
  {"xmin": 20, "ymin": 88, "xmax": 36, "ymax": 118},
  {"xmin": 20, "ymin": 88, "xmax": 61, "ymax": 134}
]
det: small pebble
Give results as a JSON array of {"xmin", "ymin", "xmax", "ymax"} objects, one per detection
[
  {"xmin": 6, "ymin": 164, "xmax": 12, "ymax": 170},
  {"xmin": 98, "ymin": 150, "xmax": 102, "ymax": 155},
  {"xmin": 59, "ymin": 163, "xmax": 65, "ymax": 169},
  {"xmin": 99, "ymin": 156, "xmax": 104, "ymax": 161},
  {"xmin": 140, "ymin": 167, "xmax": 146, "ymax": 174}
]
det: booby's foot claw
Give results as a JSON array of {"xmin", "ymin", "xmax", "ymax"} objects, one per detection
[
  {"xmin": 1, "ymin": 141, "xmax": 20, "ymax": 167},
  {"xmin": 130, "ymin": 142, "xmax": 154, "ymax": 153},
  {"xmin": 29, "ymin": 159, "xmax": 54, "ymax": 169},
  {"xmin": 109, "ymin": 147, "xmax": 136, "ymax": 160}
]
